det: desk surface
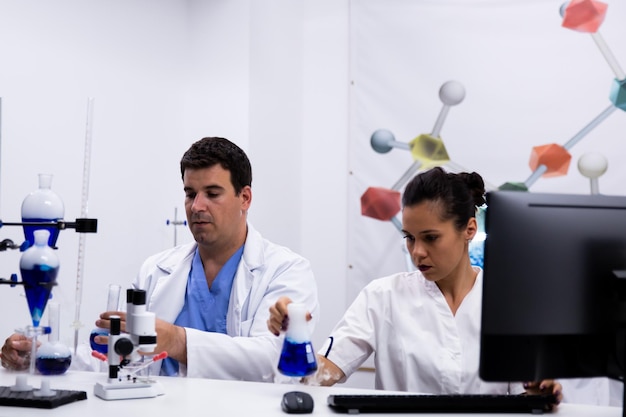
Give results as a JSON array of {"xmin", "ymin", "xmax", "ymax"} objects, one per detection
[{"xmin": 0, "ymin": 370, "xmax": 621, "ymax": 417}]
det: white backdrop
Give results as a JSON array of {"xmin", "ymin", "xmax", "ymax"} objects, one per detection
[
  {"xmin": 0, "ymin": 0, "xmax": 624, "ymax": 395},
  {"xmin": 0, "ymin": 0, "xmax": 350, "ymax": 365},
  {"xmin": 347, "ymin": 0, "xmax": 626, "ymax": 302}
]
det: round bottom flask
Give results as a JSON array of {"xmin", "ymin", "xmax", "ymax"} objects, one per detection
[
  {"xmin": 35, "ymin": 302, "xmax": 71, "ymax": 375},
  {"xmin": 36, "ymin": 343, "xmax": 72, "ymax": 375}
]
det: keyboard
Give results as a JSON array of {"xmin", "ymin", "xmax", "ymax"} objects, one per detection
[{"xmin": 327, "ymin": 393, "xmax": 558, "ymax": 414}]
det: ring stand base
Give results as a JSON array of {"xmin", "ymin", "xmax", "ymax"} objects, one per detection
[
  {"xmin": 94, "ymin": 380, "xmax": 164, "ymax": 400},
  {"xmin": 0, "ymin": 385, "xmax": 87, "ymax": 409}
]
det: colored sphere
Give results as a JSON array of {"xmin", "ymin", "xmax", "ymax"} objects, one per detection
[
  {"xmin": 370, "ymin": 129, "xmax": 396, "ymax": 153},
  {"xmin": 577, "ymin": 152, "xmax": 608, "ymax": 179},
  {"xmin": 439, "ymin": 80, "xmax": 465, "ymax": 106}
]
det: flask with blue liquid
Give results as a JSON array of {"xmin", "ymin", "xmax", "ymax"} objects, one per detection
[
  {"xmin": 21, "ymin": 173, "xmax": 64, "ymax": 248},
  {"xmin": 277, "ymin": 303, "xmax": 317, "ymax": 377},
  {"xmin": 35, "ymin": 302, "xmax": 72, "ymax": 375},
  {"xmin": 20, "ymin": 229, "xmax": 59, "ymax": 327}
]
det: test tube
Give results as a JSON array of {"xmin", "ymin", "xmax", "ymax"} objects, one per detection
[
  {"xmin": 106, "ymin": 284, "xmax": 121, "ymax": 311},
  {"xmin": 89, "ymin": 284, "xmax": 122, "ymax": 354}
]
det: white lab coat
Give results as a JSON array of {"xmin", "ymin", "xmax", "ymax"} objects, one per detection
[
  {"xmin": 135, "ymin": 223, "xmax": 319, "ymax": 380},
  {"xmin": 322, "ymin": 268, "xmax": 524, "ymax": 395},
  {"xmin": 73, "ymin": 223, "xmax": 319, "ymax": 381}
]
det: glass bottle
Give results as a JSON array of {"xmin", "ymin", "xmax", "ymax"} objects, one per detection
[
  {"xmin": 21, "ymin": 173, "xmax": 65, "ymax": 248},
  {"xmin": 35, "ymin": 302, "xmax": 72, "ymax": 375},
  {"xmin": 20, "ymin": 229, "xmax": 59, "ymax": 327},
  {"xmin": 277, "ymin": 303, "xmax": 318, "ymax": 377}
]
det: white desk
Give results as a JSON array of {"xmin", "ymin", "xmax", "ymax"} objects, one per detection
[{"xmin": 0, "ymin": 370, "xmax": 621, "ymax": 416}]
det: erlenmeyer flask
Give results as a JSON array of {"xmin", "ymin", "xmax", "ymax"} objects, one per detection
[
  {"xmin": 20, "ymin": 229, "xmax": 59, "ymax": 327},
  {"xmin": 277, "ymin": 303, "xmax": 318, "ymax": 377},
  {"xmin": 21, "ymin": 173, "xmax": 65, "ymax": 248}
]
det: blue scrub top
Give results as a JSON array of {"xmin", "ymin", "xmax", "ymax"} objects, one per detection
[{"xmin": 161, "ymin": 245, "xmax": 244, "ymax": 376}]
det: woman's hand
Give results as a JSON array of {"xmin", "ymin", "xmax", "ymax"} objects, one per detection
[{"xmin": 524, "ymin": 379, "xmax": 563, "ymax": 409}]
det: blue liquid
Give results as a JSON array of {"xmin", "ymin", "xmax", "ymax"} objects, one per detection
[
  {"xmin": 277, "ymin": 339, "xmax": 318, "ymax": 377},
  {"xmin": 22, "ymin": 218, "xmax": 61, "ymax": 248},
  {"xmin": 35, "ymin": 356, "xmax": 72, "ymax": 375},
  {"xmin": 21, "ymin": 264, "xmax": 58, "ymax": 327},
  {"xmin": 90, "ymin": 328, "xmax": 108, "ymax": 354}
]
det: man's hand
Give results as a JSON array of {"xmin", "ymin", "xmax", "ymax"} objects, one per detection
[
  {"xmin": 1, "ymin": 334, "xmax": 37, "ymax": 371},
  {"xmin": 95, "ymin": 312, "xmax": 186, "ymax": 364},
  {"xmin": 267, "ymin": 296, "xmax": 312, "ymax": 336}
]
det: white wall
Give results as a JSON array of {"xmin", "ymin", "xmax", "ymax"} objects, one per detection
[
  {"xmin": 0, "ymin": 0, "xmax": 350, "ymax": 369},
  {"xmin": 0, "ymin": 0, "xmax": 193, "ymax": 344}
]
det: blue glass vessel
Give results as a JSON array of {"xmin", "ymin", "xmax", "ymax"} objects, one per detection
[
  {"xmin": 277, "ymin": 303, "xmax": 317, "ymax": 377},
  {"xmin": 277, "ymin": 338, "xmax": 318, "ymax": 377},
  {"xmin": 22, "ymin": 218, "xmax": 61, "ymax": 249},
  {"xmin": 20, "ymin": 230, "xmax": 59, "ymax": 327},
  {"xmin": 21, "ymin": 174, "xmax": 64, "ymax": 248},
  {"xmin": 35, "ymin": 302, "xmax": 71, "ymax": 375},
  {"xmin": 89, "ymin": 328, "xmax": 109, "ymax": 354},
  {"xmin": 35, "ymin": 356, "xmax": 72, "ymax": 375}
]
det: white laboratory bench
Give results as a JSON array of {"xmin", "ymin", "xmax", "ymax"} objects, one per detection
[{"xmin": 0, "ymin": 369, "xmax": 622, "ymax": 417}]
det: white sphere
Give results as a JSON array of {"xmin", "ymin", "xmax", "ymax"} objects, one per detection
[
  {"xmin": 577, "ymin": 152, "xmax": 608, "ymax": 179},
  {"xmin": 439, "ymin": 80, "xmax": 465, "ymax": 106}
]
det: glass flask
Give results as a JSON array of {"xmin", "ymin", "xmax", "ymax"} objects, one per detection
[
  {"xmin": 35, "ymin": 302, "xmax": 71, "ymax": 375},
  {"xmin": 21, "ymin": 173, "xmax": 65, "ymax": 248},
  {"xmin": 20, "ymin": 229, "xmax": 59, "ymax": 327},
  {"xmin": 89, "ymin": 284, "xmax": 121, "ymax": 354},
  {"xmin": 277, "ymin": 303, "xmax": 318, "ymax": 377}
]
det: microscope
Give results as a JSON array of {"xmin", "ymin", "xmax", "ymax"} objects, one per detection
[{"xmin": 93, "ymin": 289, "xmax": 167, "ymax": 400}]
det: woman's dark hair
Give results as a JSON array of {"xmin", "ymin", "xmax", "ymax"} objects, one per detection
[
  {"xmin": 180, "ymin": 137, "xmax": 252, "ymax": 195},
  {"xmin": 402, "ymin": 166, "xmax": 485, "ymax": 230}
]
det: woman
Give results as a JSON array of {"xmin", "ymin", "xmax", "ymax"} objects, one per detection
[{"xmin": 267, "ymin": 167, "xmax": 562, "ymax": 402}]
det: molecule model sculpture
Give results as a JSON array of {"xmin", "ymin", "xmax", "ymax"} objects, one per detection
[
  {"xmin": 499, "ymin": 0, "xmax": 624, "ymax": 191},
  {"xmin": 577, "ymin": 152, "xmax": 608, "ymax": 195},
  {"xmin": 361, "ymin": 80, "xmax": 469, "ymax": 231}
]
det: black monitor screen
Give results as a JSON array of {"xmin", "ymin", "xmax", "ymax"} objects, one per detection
[{"xmin": 479, "ymin": 190, "xmax": 626, "ymax": 383}]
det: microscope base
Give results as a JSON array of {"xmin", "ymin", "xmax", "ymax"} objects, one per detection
[{"xmin": 93, "ymin": 380, "xmax": 164, "ymax": 400}]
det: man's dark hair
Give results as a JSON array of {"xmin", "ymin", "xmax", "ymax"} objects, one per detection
[{"xmin": 180, "ymin": 137, "xmax": 252, "ymax": 195}]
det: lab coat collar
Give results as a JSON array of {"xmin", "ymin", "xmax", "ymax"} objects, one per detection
[
  {"xmin": 155, "ymin": 222, "xmax": 263, "ymax": 275},
  {"xmin": 150, "ymin": 222, "xmax": 265, "ymax": 332},
  {"xmin": 228, "ymin": 223, "xmax": 265, "ymax": 331}
]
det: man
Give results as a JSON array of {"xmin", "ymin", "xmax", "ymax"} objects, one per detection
[{"xmin": 2, "ymin": 137, "xmax": 319, "ymax": 381}]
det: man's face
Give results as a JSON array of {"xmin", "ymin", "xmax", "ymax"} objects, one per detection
[{"xmin": 183, "ymin": 165, "xmax": 251, "ymax": 249}]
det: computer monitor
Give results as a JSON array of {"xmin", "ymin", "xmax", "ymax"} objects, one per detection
[{"xmin": 479, "ymin": 190, "xmax": 626, "ymax": 385}]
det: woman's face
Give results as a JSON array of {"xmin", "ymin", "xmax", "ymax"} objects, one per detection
[{"xmin": 401, "ymin": 200, "xmax": 476, "ymax": 283}]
